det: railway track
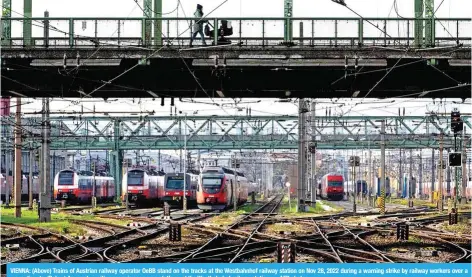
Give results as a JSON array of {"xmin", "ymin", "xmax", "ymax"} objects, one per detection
[
  {"xmin": 168, "ymin": 194, "xmax": 284, "ymax": 263},
  {"xmin": 2, "ymin": 196, "xmax": 469, "ymax": 265}
]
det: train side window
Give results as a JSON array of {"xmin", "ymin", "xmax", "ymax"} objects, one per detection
[{"xmin": 78, "ymin": 179, "xmax": 87, "ymax": 189}]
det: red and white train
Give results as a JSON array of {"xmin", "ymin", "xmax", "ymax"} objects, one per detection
[
  {"xmin": 161, "ymin": 173, "xmax": 198, "ymax": 205},
  {"xmin": 1, "ymin": 173, "xmax": 40, "ymax": 202},
  {"xmin": 197, "ymin": 166, "xmax": 253, "ymax": 211},
  {"xmin": 122, "ymin": 169, "xmax": 198, "ymax": 207},
  {"xmin": 54, "ymin": 169, "xmax": 115, "ymax": 203},
  {"xmin": 319, "ymin": 173, "xmax": 344, "ymax": 200}
]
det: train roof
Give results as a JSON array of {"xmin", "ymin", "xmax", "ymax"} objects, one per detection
[
  {"xmin": 58, "ymin": 169, "xmax": 113, "ymax": 177},
  {"xmin": 128, "ymin": 168, "xmax": 166, "ymax": 176},
  {"xmin": 322, "ymin": 173, "xmax": 344, "ymax": 178},
  {"xmin": 202, "ymin": 166, "xmax": 245, "ymax": 177},
  {"xmin": 166, "ymin": 172, "xmax": 199, "ymax": 177}
]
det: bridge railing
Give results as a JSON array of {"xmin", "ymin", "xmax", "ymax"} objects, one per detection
[{"xmin": 2, "ymin": 17, "xmax": 470, "ymax": 48}]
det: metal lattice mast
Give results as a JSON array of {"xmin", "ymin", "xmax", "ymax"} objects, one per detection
[
  {"xmin": 39, "ymin": 98, "xmax": 51, "ymax": 222},
  {"xmin": 419, "ymin": 150, "xmax": 423, "ymax": 198},
  {"xmin": 380, "ymin": 120, "xmax": 386, "ymax": 215},
  {"xmin": 311, "ymin": 100, "xmax": 317, "ymax": 205},
  {"xmin": 438, "ymin": 134, "xmax": 444, "ymax": 212},
  {"xmin": 297, "ymin": 98, "xmax": 304, "ymax": 211},
  {"xmin": 284, "ymin": 0, "xmax": 293, "ymax": 42},
  {"xmin": 424, "ymin": 0, "xmax": 435, "ymax": 47},
  {"xmin": 143, "ymin": 0, "xmax": 152, "ymax": 46},
  {"xmin": 154, "ymin": 0, "xmax": 162, "ymax": 46},
  {"xmin": 23, "ymin": 0, "xmax": 32, "ymax": 46},
  {"xmin": 414, "ymin": 0, "xmax": 424, "ymax": 47},
  {"xmin": 1, "ymin": 0, "xmax": 11, "ymax": 46},
  {"xmin": 431, "ymin": 148, "xmax": 435, "ymax": 203},
  {"xmin": 462, "ymin": 127, "xmax": 468, "ymax": 203},
  {"xmin": 14, "ymin": 98, "xmax": 22, "ymax": 217}
]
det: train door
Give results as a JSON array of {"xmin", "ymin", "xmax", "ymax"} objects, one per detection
[
  {"xmin": 228, "ymin": 179, "xmax": 233, "ymax": 206},
  {"xmin": 103, "ymin": 180, "xmax": 108, "ymax": 201}
]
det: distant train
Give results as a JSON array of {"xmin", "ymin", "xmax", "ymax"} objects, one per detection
[
  {"xmin": 161, "ymin": 172, "xmax": 198, "ymax": 206},
  {"xmin": 319, "ymin": 173, "xmax": 344, "ymax": 200},
  {"xmin": 197, "ymin": 166, "xmax": 254, "ymax": 211},
  {"xmin": 376, "ymin": 177, "xmax": 391, "ymax": 197},
  {"xmin": 54, "ymin": 169, "xmax": 115, "ymax": 204},
  {"xmin": 122, "ymin": 168, "xmax": 165, "ymax": 206},
  {"xmin": 0, "ymin": 173, "xmax": 40, "ymax": 202},
  {"xmin": 356, "ymin": 180, "xmax": 368, "ymax": 195},
  {"xmin": 122, "ymin": 169, "xmax": 199, "ymax": 207}
]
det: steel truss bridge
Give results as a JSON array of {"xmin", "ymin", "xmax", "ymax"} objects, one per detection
[
  {"xmin": 3, "ymin": 115, "xmax": 470, "ymax": 151},
  {"xmin": 1, "ymin": 16, "xmax": 471, "ymax": 98}
]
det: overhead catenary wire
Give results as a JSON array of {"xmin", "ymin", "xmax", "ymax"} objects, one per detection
[{"xmin": 82, "ymin": 0, "xmax": 230, "ymax": 98}]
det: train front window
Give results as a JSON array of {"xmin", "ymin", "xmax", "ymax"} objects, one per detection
[
  {"xmin": 58, "ymin": 171, "xmax": 74, "ymax": 185},
  {"xmin": 328, "ymin": 181, "xmax": 343, "ymax": 187},
  {"xmin": 127, "ymin": 171, "xmax": 144, "ymax": 186},
  {"xmin": 166, "ymin": 176, "xmax": 184, "ymax": 190},
  {"xmin": 202, "ymin": 177, "xmax": 222, "ymax": 188}
]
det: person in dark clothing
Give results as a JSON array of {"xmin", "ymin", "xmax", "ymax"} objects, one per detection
[
  {"xmin": 206, "ymin": 20, "xmax": 233, "ymax": 45},
  {"xmin": 189, "ymin": 4, "xmax": 207, "ymax": 47}
]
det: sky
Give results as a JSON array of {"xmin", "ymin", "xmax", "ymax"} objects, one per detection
[{"xmin": 10, "ymin": 0, "xmax": 472, "ymax": 18}]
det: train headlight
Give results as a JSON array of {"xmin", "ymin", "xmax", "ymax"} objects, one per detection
[
  {"xmin": 139, "ymin": 190, "xmax": 143, "ymax": 193},
  {"xmin": 69, "ymin": 190, "xmax": 73, "ymax": 193}
]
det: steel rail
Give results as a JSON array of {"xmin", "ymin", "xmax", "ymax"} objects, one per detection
[
  {"xmin": 177, "ymin": 195, "xmax": 283, "ymax": 263},
  {"xmin": 331, "ymin": 218, "xmax": 394, "ymax": 263},
  {"xmin": 228, "ymin": 194, "xmax": 284, "ymax": 263},
  {"xmin": 311, "ymin": 219, "xmax": 344, "ymax": 263}
]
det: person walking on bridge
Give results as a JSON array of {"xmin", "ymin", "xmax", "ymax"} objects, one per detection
[{"xmin": 189, "ymin": 4, "xmax": 207, "ymax": 47}]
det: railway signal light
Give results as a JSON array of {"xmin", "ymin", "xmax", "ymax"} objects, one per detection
[
  {"xmin": 450, "ymin": 109, "xmax": 463, "ymax": 134},
  {"xmin": 349, "ymin": 156, "xmax": 360, "ymax": 167},
  {"xmin": 309, "ymin": 143, "xmax": 316, "ymax": 153},
  {"xmin": 449, "ymin": 152, "xmax": 462, "ymax": 167},
  {"xmin": 436, "ymin": 161, "xmax": 446, "ymax": 169}
]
